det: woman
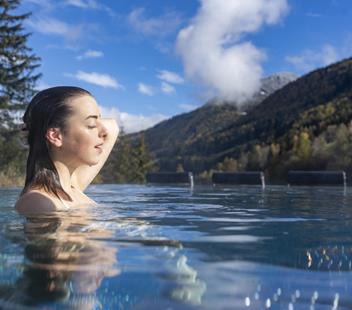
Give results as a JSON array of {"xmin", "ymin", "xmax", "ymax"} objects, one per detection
[{"xmin": 15, "ymin": 86, "xmax": 119, "ymax": 215}]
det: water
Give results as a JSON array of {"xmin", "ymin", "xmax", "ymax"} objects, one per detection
[{"xmin": 1, "ymin": 184, "xmax": 352, "ymax": 310}]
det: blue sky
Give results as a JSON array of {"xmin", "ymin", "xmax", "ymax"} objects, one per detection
[{"xmin": 18, "ymin": 0, "xmax": 352, "ymax": 132}]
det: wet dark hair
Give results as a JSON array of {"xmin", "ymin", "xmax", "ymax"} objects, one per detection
[{"xmin": 21, "ymin": 86, "xmax": 92, "ymax": 201}]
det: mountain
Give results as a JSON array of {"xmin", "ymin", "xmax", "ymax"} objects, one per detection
[
  {"xmin": 135, "ymin": 103, "xmax": 241, "ymax": 164},
  {"xmin": 130, "ymin": 58, "xmax": 352, "ymax": 179},
  {"xmin": 205, "ymin": 72, "xmax": 297, "ymax": 110},
  {"xmin": 246, "ymin": 72, "xmax": 298, "ymax": 109},
  {"xmin": 130, "ymin": 72, "xmax": 297, "ymax": 168}
]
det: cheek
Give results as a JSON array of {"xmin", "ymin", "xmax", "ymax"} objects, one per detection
[{"xmin": 66, "ymin": 129, "xmax": 95, "ymax": 154}]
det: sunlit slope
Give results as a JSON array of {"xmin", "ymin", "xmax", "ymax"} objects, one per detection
[{"xmin": 136, "ymin": 58, "xmax": 352, "ymax": 173}]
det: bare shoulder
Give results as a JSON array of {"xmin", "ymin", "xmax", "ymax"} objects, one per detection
[{"xmin": 15, "ymin": 190, "xmax": 59, "ymax": 216}]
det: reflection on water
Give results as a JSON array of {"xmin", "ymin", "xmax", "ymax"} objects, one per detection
[
  {"xmin": 303, "ymin": 246, "xmax": 352, "ymax": 271},
  {"xmin": 2, "ymin": 207, "xmax": 120, "ymax": 309},
  {"xmin": 0, "ymin": 194, "xmax": 206, "ymax": 309},
  {"xmin": 0, "ymin": 185, "xmax": 352, "ymax": 309},
  {"xmin": 168, "ymin": 255, "xmax": 206, "ymax": 305}
]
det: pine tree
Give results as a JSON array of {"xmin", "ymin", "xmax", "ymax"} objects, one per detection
[
  {"xmin": 116, "ymin": 128, "xmax": 134, "ymax": 182},
  {"xmin": 130, "ymin": 134, "xmax": 155, "ymax": 183},
  {"xmin": 0, "ymin": 0, "xmax": 41, "ymax": 109},
  {"xmin": 100, "ymin": 126, "xmax": 133, "ymax": 183}
]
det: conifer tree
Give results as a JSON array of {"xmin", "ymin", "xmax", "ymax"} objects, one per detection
[
  {"xmin": 130, "ymin": 134, "xmax": 155, "ymax": 183},
  {"xmin": 116, "ymin": 128, "xmax": 134, "ymax": 182},
  {"xmin": 100, "ymin": 126, "xmax": 132, "ymax": 183},
  {"xmin": 0, "ymin": 0, "xmax": 41, "ymax": 109}
]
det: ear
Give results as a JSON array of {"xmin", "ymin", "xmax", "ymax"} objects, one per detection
[{"xmin": 46, "ymin": 128, "xmax": 63, "ymax": 147}]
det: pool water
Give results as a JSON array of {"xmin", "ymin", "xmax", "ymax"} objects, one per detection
[{"xmin": 1, "ymin": 184, "xmax": 352, "ymax": 309}]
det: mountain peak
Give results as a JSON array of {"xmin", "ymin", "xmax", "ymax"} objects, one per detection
[
  {"xmin": 260, "ymin": 72, "xmax": 298, "ymax": 94},
  {"xmin": 206, "ymin": 72, "xmax": 298, "ymax": 109}
]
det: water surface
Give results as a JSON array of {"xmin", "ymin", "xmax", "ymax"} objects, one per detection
[{"xmin": 1, "ymin": 185, "xmax": 352, "ymax": 309}]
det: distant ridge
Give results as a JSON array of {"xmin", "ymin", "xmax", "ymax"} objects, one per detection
[
  {"xmin": 206, "ymin": 72, "xmax": 297, "ymax": 110},
  {"xmin": 130, "ymin": 72, "xmax": 297, "ymax": 163},
  {"xmin": 131, "ymin": 58, "xmax": 352, "ymax": 177}
]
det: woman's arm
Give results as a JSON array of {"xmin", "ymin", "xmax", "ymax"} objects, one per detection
[{"xmin": 72, "ymin": 118, "xmax": 119, "ymax": 191}]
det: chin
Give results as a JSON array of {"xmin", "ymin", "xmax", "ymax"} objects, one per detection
[
  {"xmin": 81, "ymin": 157, "xmax": 100, "ymax": 166},
  {"xmin": 88, "ymin": 159, "xmax": 100, "ymax": 166}
]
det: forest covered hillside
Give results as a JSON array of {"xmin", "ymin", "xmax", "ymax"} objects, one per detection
[
  {"xmin": 119, "ymin": 57, "xmax": 352, "ymax": 183},
  {"xmin": 126, "ymin": 73, "xmax": 297, "ymax": 166}
]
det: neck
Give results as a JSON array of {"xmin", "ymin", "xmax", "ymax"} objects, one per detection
[{"xmin": 52, "ymin": 160, "xmax": 75, "ymax": 194}]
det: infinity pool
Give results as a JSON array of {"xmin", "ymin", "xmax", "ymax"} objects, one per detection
[{"xmin": 1, "ymin": 184, "xmax": 352, "ymax": 309}]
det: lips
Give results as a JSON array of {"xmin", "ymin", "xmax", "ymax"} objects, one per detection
[{"xmin": 95, "ymin": 143, "xmax": 104, "ymax": 152}]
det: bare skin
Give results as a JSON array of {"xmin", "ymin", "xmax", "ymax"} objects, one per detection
[{"xmin": 15, "ymin": 95, "xmax": 119, "ymax": 215}]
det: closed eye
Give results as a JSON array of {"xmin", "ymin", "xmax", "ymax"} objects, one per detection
[{"xmin": 88, "ymin": 125, "xmax": 97, "ymax": 129}]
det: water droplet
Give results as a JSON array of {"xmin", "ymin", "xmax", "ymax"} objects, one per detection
[
  {"xmin": 254, "ymin": 292, "xmax": 259, "ymax": 300},
  {"xmin": 277, "ymin": 288, "xmax": 282, "ymax": 296},
  {"xmin": 265, "ymin": 298, "xmax": 271, "ymax": 308},
  {"xmin": 288, "ymin": 302, "xmax": 294, "ymax": 310},
  {"xmin": 245, "ymin": 297, "xmax": 250, "ymax": 307},
  {"xmin": 313, "ymin": 291, "xmax": 319, "ymax": 300},
  {"xmin": 311, "ymin": 291, "xmax": 319, "ymax": 304},
  {"xmin": 332, "ymin": 293, "xmax": 339, "ymax": 310},
  {"xmin": 295, "ymin": 290, "xmax": 300, "ymax": 298}
]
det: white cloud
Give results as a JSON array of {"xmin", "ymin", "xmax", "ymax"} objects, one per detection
[
  {"xmin": 176, "ymin": 0, "xmax": 288, "ymax": 103},
  {"xmin": 65, "ymin": 0, "xmax": 98, "ymax": 9},
  {"xmin": 100, "ymin": 106, "xmax": 168, "ymax": 133},
  {"xmin": 73, "ymin": 71, "xmax": 124, "ymax": 89},
  {"xmin": 128, "ymin": 7, "xmax": 182, "ymax": 37},
  {"xmin": 24, "ymin": 0, "xmax": 113, "ymax": 15},
  {"xmin": 161, "ymin": 82, "xmax": 175, "ymax": 94},
  {"xmin": 157, "ymin": 70, "xmax": 184, "ymax": 84},
  {"xmin": 23, "ymin": 0, "xmax": 54, "ymax": 10},
  {"xmin": 76, "ymin": 50, "xmax": 104, "ymax": 60},
  {"xmin": 138, "ymin": 83, "xmax": 155, "ymax": 96},
  {"xmin": 64, "ymin": 0, "xmax": 114, "ymax": 15},
  {"xmin": 286, "ymin": 44, "xmax": 340, "ymax": 72},
  {"xmin": 179, "ymin": 103, "xmax": 199, "ymax": 112},
  {"xmin": 26, "ymin": 17, "xmax": 83, "ymax": 41}
]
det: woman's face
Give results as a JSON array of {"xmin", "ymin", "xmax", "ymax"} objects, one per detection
[{"xmin": 59, "ymin": 95, "xmax": 107, "ymax": 167}]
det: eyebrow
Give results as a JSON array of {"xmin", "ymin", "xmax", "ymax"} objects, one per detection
[{"xmin": 84, "ymin": 114, "xmax": 101, "ymax": 120}]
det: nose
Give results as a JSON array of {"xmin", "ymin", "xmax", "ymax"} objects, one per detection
[{"xmin": 98, "ymin": 122, "xmax": 108, "ymax": 139}]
